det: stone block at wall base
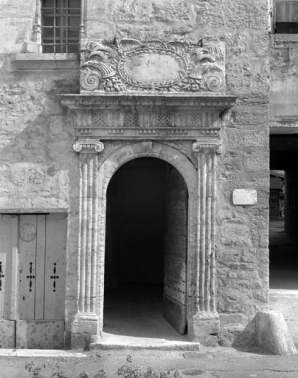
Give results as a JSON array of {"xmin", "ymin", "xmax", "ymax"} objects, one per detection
[
  {"xmin": 71, "ymin": 333, "xmax": 92, "ymax": 351},
  {"xmin": 191, "ymin": 311, "xmax": 220, "ymax": 346},
  {"xmin": 71, "ymin": 314, "xmax": 100, "ymax": 350},
  {"xmin": 219, "ymin": 313, "xmax": 250, "ymax": 347},
  {"xmin": 0, "ymin": 320, "xmax": 15, "ymax": 348}
]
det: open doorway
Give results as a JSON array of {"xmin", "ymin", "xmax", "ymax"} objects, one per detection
[
  {"xmin": 103, "ymin": 157, "xmax": 189, "ymax": 341},
  {"xmin": 270, "ymin": 135, "xmax": 298, "ymax": 345}
]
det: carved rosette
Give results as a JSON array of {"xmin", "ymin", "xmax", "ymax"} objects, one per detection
[
  {"xmin": 73, "ymin": 139, "xmax": 104, "ymax": 153},
  {"xmin": 80, "ymin": 39, "xmax": 225, "ymax": 93}
]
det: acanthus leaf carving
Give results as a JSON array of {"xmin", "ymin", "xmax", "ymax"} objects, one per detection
[{"xmin": 80, "ymin": 38, "xmax": 225, "ymax": 94}]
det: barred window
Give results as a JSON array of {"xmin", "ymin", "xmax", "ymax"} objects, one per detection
[
  {"xmin": 41, "ymin": 0, "xmax": 81, "ymax": 53},
  {"xmin": 275, "ymin": 1, "xmax": 298, "ymax": 33}
]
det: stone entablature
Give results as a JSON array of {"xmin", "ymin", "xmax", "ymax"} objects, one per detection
[
  {"xmin": 80, "ymin": 39, "xmax": 225, "ymax": 94},
  {"xmin": 59, "ymin": 94, "xmax": 236, "ymax": 142}
]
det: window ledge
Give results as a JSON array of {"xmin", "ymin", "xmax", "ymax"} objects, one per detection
[
  {"xmin": 12, "ymin": 53, "xmax": 79, "ymax": 71},
  {"xmin": 274, "ymin": 34, "xmax": 298, "ymax": 43}
]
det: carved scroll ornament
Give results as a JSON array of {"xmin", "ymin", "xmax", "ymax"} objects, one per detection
[
  {"xmin": 80, "ymin": 39, "xmax": 225, "ymax": 94},
  {"xmin": 73, "ymin": 139, "xmax": 104, "ymax": 153}
]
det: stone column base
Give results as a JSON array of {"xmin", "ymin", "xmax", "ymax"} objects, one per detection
[
  {"xmin": 191, "ymin": 311, "xmax": 220, "ymax": 346},
  {"xmin": 71, "ymin": 314, "xmax": 100, "ymax": 350}
]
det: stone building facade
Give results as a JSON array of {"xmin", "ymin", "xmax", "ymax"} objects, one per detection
[{"xmin": 0, "ymin": 0, "xmax": 273, "ymax": 349}]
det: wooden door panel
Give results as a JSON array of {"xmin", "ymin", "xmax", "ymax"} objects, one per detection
[
  {"xmin": 164, "ymin": 236, "xmax": 187, "ymax": 258},
  {"xmin": 0, "ymin": 213, "xmax": 67, "ymax": 348},
  {"xmin": 35, "ymin": 215, "xmax": 46, "ymax": 319},
  {"xmin": 18, "ymin": 215, "xmax": 37, "ymax": 320},
  {"xmin": 0, "ymin": 215, "xmax": 13, "ymax": 319},
  {"xmin": 44, "ymin": 213, "xmax": 66, "ymax": 320},
  {"xmin": 164, "ymin": 255, "xmax": 186, "ymax": 284},
  {"xmin": 164, "ymin": 276, "xmax": 186, "ymax": 303},
  {"xmin": 163, "ymin": 295, "xmax": 186, "ymax": 335},
  {"xmin": 163, "ymin": 168, "xmax": 188, "ymax": 335}
]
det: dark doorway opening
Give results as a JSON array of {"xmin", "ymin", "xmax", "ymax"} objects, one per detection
[
  {"xmin": 103, "ymin": 157, "xmax": 188, "ymax": 341},
  {"xmin": 270, "ymin": 135, "xmax": 298, "ymax": 345}
]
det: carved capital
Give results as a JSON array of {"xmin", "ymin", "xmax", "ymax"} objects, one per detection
[
  {"xmin": 192, "ymin": 142, "xmax": 221, "ymax": 155},
  {"xmin": 73, "ymin": 139, "xmax": 104, "ymax": 153}
]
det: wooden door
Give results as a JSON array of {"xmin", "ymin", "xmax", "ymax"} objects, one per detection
[
  {"xmin": 0, "ymin": 213, "xmax": 67, "ymax": 349},
  {"xmin": 163, "ymin": 168, "xmax": 188, "ymax": 334}
]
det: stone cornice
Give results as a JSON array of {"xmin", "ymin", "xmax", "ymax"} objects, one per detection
[{"xmin": 59, "ymin": 93, "xmax": 237, "ymax": 111}]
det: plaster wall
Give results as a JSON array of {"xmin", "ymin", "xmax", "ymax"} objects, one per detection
[{"xmin": 0, "ymin": 0, "xmax": 270, "ymax": 347}]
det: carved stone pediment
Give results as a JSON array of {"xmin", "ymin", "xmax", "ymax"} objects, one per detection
[{"xmin": 80, "ymin": 38, "xmax": 225, "ymax": 94}]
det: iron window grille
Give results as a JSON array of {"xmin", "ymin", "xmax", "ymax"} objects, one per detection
[{"xmin": 41, "ymin": 0, "xmax": 81, "ymax": 53}]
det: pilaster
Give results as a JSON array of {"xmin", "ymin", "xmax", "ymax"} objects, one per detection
[
  {"xmin": 71, "ymin": 139, "xmax": 104, "ymax": 348},
  {"xmin": 191, "ymin": 142, "xmax": 220, "ymax": 344}
]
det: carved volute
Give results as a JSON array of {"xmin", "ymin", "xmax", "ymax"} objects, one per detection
[{"xmin": 79, "ymin": 38, "xmax": 226, "ymax": 94}]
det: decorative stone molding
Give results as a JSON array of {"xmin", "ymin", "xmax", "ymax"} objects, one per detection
[
  {"xmin": 77, "ymin": 153, "xmax": 99, "ymax": 315},
  {"xmin": 73, "ymin": 139, "xmax": 104, "ymax": 153},
  {"xmin": 192, "ymin": 142, "xmax": 221, "ymax": 155},
  {"xmin": 79, "ymin": 38, "xmax": 225, "ymax": 93},
  {"xmin": 59, "ymin": 94, "xmax": 237, "ymax": 109},
  {"xmin": 193, "ymin": 142, "xmax": 219, "ymax": 314},
  {"xmin": 59, "ymin": 94, "xmax": 237, "ymax": 143}
]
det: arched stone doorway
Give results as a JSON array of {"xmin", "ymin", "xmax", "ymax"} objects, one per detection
[
  {"xmin": 97, "ymin": 142, "xmax": 198, "ymax": 340},
  {"xmin": 104, "ymin": 157, "xmax": 189, "ymax": 338},
  {"xmin": 69, "ymin": 139, "xmax": 222, "ymax": 347}
]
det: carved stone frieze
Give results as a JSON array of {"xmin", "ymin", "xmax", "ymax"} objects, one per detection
[
  {"xmin": 90, "ymin": 109, "xmax": 209, "ymax": 128},
  {"xmin": 80, "ymin": 39, "xmax": 225, "ymax": 94}
]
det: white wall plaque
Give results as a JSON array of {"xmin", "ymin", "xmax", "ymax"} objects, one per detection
[{"xmin": 233, "ymin": 189, "xmax": 257, "ymax": 205}]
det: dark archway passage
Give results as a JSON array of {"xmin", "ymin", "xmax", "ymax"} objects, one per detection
[
  {"xmin": 270, "ymin": 135, "xmax": 298, "ymax": 344},
  {"xmin": 103, "ymin": 157, "xmax": 189, "ymax": 341}
]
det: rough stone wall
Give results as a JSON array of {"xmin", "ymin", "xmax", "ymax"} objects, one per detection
[
  {"xmin": 0, "ymin": 0, "xmax": 270, "ymax": 345},
  {"xmin": 87, "ymin": 0, "xmax": 270, "ymax": 338},
  {"xmin": 0, "ymin": 0, "xmax": 81, "ymax": 346},
  {"xmin": 87, "ymin": 0, "xmax": 270, "ymax": 340}
]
